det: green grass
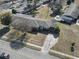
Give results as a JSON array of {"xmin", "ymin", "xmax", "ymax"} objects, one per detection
[{"xmin": 36, "ymin": 5, "xmax": 52, "ymax": 20}]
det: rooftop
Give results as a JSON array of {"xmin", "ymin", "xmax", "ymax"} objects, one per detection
[{"xmin": 11, "ymin": 14, "xmax": 56, "ymax": 32}]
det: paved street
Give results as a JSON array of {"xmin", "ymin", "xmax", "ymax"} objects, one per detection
[
  {"xmin": 0, "ymin": 48, "xmax": 32, "ymax": 59},
  {"xmin": 0, "ymin": 40, "xmax": 60, "ymax": 59}
]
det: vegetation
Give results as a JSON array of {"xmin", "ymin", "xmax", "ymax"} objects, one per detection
[
  {"xmin": 0, "ymin": 12, "xmax": 12, "ymax": 25},
  {"xmin": 54, "ymin": 23, "xmax": 60, "ymax": 33},
  {"xmin": 49, "ymin": 0, "xmax": 63, "ymax": 17},
  {"xmin": 12, "ymin": 9, "xmax": 17, "ymax": 14},
  {"xmin": 28, "ymin": 8, "xmax": 38, "ymax": 17},
  {"xmin": 27, "ymin": 0, "xmax": 40, "ymax": 6},
  {"xmin": 67, "ymin": 0, "xmax": 75, "ymax": 5},
  {"xmin": 27, "ymin": 0, "xmax": 40, "ymax": 17}
]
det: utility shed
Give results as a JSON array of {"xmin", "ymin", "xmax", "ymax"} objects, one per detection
[{"xmin": 11, "ymin": 14, "xmax": 56, "ymax": 32}]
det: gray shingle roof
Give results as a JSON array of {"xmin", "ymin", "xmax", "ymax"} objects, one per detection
[
  {"xmin": 11, "ymin": 14, "xmax": 39, "ymax": 32},
  {"xmin": 11, "ymin": 14, "xmax": 56, "ymax": 32},
  {"xmin": 36, "ymin": 20, "xmax": 49, "ymax": 29}
]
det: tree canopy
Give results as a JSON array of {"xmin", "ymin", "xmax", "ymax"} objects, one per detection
[{"xmin": 1, "ymin": 12, "xmax": 12, "ymax": 25}]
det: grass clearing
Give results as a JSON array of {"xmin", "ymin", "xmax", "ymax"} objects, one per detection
[
  {"xmin": 51, "ymin": 23, "xmax": 79, "ymax": 57},
  {"xmin": 35, "ymin": 4, "xmax": 52, "ymax": 20}
]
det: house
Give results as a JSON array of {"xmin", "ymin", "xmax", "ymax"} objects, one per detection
[
  {"xmin": 11, "ymin": 14, "xmax": 56, "ymax": 32},
  {"xmin": 61, "ymin": 3, "xmax": 79, "ymax": 24}
]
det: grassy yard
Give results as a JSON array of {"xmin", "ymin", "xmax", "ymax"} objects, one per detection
[
  {"xmin": 51, "ymin": 23, "xmax": 79, "ymax": 57},
  {"xmin": 35, "ymin": 4, "xmax": 52, "ymax": 20}
]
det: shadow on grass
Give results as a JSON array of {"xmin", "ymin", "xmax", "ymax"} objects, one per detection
[
  {"xmin": 10, "ymin": 33, "xmax": 26, "ymax": 50},
  {"xmin": 10, "ymin": 40, "xmax": 26, "ymax": 50},
  {"xmin": 0, "ymin": 27, "xmax": 10, "ymax": 38}
]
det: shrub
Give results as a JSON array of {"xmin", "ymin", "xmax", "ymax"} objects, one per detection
[
  {"xmin": 12, "ymin": 9, "xmax": 17, "ymax": 14},
  {"xmin": 55, "ymin": 24, "xmax": 60, "ymax": 33},
  {"xmin": 1, "ymin": 12, "xmax": 12, "ymax": 25}
]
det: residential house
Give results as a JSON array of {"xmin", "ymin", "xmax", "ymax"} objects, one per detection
[{"xmin": 11, "ymin": 14, "xmax": 56, "ymax": 32}]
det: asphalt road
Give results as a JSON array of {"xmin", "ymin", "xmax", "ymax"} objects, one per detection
[
  {"xmin": 0, "ymin": 40, "xmax": 60, "ymax": 59},
  {"xmin": 0, "ymin": 48, "xmax": 32, "ymax": 59}
]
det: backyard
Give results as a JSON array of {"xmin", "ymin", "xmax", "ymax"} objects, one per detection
[{"xmin": 51, "ymin": 23, "xmax": 79, "ymax": 57}]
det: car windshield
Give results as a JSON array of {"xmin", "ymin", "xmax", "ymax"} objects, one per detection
[{"xmin": 0, "ymin": 56, "xmax": 6, "ymax": 59}]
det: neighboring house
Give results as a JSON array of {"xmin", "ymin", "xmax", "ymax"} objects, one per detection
[
  {"xmin": 11, "ymin": 14, "xmax": 56, "ymax": 32},
  {"xmin": 61, "ymin": 3, "xmax": 79, "ymax": 24}
]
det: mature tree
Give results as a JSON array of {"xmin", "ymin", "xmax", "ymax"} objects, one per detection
[
  {"xmin": 27, "ymin": 0, "xmax": 40, "ymax": 6},
  {"xmin": 12, "ymin": 9, "xmax": 17, "ymax": 14},
  {"xmin": 1, "ymin": 13, "xmax": 12, "ymax": 25},
  {"xmin": 67, "ymin": 0, "xmax": 74, "ymax": 5},
  {"xmin": 26, "ymin": 0, "xmax": 40, "ymax": 16}
]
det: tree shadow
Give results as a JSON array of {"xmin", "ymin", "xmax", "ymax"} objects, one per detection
[
  {"xmin": 30, "ymin": 27, "xmax": 60, "ymax": 38},
  {"xmin": 0, "ymin": 27, "xmax": 10, "ymax": 38},
  {"xmin": 10, "ymin": 33, "xmax": 26, "ymax": 50},
  {"xmin": 10, "ymin": 40, "xmax": 25, "ymax": 50},
  {"xmin": 39, "ymin": 28, "xmax": 60, "ymax": 38}
]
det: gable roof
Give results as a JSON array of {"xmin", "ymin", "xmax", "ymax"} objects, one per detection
[{"xmin": 11, "ymin": 14, "xmax": 56, "ymax": 32}]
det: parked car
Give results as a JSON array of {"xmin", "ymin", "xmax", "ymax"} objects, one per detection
[
  {"xmin": 0, "ymin": 52, "xmax": 10, "ymax": 59},
  {"xmin": 61, "ymin": 15, "xmax": 76, "ymax": 24}
]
